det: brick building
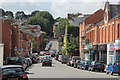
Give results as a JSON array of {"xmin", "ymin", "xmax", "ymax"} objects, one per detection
[
  {"xmin": 0, "ymin": 19, "xmax": 12, "ymax": 60},
  {"xmin": 79, "ymin": 1, "xmax": 120, "ymax": 64}
]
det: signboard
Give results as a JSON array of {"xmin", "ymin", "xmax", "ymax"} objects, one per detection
[
  {"xmin": 87, "ymin": 43, "xmax": 93, "ymax": 49},
  {"xmin": 109, "ymin": 43, "xmax": 120, "ymax": 50}
]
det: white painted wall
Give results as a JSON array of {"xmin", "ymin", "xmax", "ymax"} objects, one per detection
[{"xmin": 0, "ymin": 43, "xmax": 4, "ymax": 66}]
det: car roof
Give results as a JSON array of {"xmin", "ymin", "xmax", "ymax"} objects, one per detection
[{"xmin": 0, "ymin": 65, "xmax": 23, "ymax": 69}]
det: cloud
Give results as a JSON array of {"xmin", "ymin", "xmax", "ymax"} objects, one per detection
[
  {"xmin": 2, "ymin": 0, "xmax": 120, "ymax": 2},
  {"xmin": 1, "ymin": 0, "xmax": 119, "ymax": 19},
  {"xmin": 50, "ymin": 2, "xmax": 104, "ymax": 18}
]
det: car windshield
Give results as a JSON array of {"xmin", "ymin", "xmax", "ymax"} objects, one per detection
[
  {"xmin": 86, "ymin": 61, "xmax": 92, "ymax": 64},
  {"xmin": 43, "ymin": 59, "xmax": 51, "ymax": 61},
  {"xmin": 7, "ymin": 57, "xmax": 22, "ymax": 64},
  {"xmin": 95, "ymin": 62, "xmax": 104, "ymax": 65},
  {"xmin": 114, "ymin": 62, "xmax": 120, "ymax": 66},
  {"xmin": 2, "ymin": 67, "xmax": 23, "ymax": 74}
]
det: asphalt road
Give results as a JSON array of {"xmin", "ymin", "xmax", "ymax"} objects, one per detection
[
  {"xmin": 27, "ymin": 39, "xmax": 119, "ymax": 79},
  {"xmin": 27, "ymin": 58, "xmax": 119, "ymax": 78}
]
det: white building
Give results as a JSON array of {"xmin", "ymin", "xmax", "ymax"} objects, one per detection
[
  {"xmin": 0, "ymin": 43, "xmax": 4, "ymax": 66},
  {"xmin": 107, "ymin": 40, "xmax": 120, "ymax": 64}
]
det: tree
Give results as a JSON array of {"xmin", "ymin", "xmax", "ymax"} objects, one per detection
[
  {"xmin": 26, "ymin": 11, "xmax": 54, "ymax": 37},
  {"xmin": 31, "ymin": 10, "xmax": 39, "ymax": 16},
  {"xmin": 0, "ymin": 8, "xmax": 5, "ymax": 17},
  {"xmin": 15, "ymin": 11, "xmax": 26, "ymax": 19},
  {"xmin": 5, "ymin": 11, "xmax": 14, "ymax": 17}
]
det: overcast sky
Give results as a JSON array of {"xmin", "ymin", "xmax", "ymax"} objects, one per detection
[{"xmin": 0, "ymin": 0, "xmax": 119, "ymax": 19}]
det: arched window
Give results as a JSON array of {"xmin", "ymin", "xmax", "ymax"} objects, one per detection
[{"xmin": 108, "ymin": 25, "xmax": 110, "ymax": 42}]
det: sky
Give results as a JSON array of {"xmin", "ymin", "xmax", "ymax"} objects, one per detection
[{"xmin": 0, "ymin": 0, "xmax": 119, "ymax": 19}]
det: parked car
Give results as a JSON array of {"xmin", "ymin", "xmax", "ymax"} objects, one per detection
[
  {"xmin": 6, "ymin": 57, "xmax": 28, "ymax": 70},
  {"xmin": 0, "ymin": 65, "xmax": 29, "ymax": 80},
  {"xmin": 42, "ymin": 57, "xmax": 52, "ymax": 66},
  {"xmin": 55, "ymin": 53, "xmax": 62, "ymax": 60},
  {"xmin": 80, "ymin": 60, "xmax": 92, "ymax": 70},
  {"xmin": 67, "ymin": 58, "xmax": 72, "ymax": 66},
  {"xmin": 58, "ymin": 55, "xmax": 63, "ymax": 62},
  {"xmin": 26, "ymin": 58, "xmax": 32, "ymax": 67},
  {"xmin": 61, "ymin": 55, "xmax": 69, "ymax": 64},
  {"xmin": 50, "ymin": 49, "xmax": 56, "ymax": 57},
  {"xmin": 88, "ymin": 61, "xmax": 105, "ymax": 72},
  {"xmin": 106, "ymin": 61, "xmax": 120, "ymax": 75},
  {"xmin": 29, "ymin": 53, "xmax": 39, "ymax": 63},
  {"xmin": 74, "ymin": 60, "xmax": 81, "ymax": 68},
  {"xmin": 70, "ymin": 56, "xmax": 81, "ymax": 67}
]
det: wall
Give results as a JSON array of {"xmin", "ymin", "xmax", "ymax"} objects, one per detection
[{"xmin": 0, "ymin": 43, "xmax": 4, "ymax": 66}]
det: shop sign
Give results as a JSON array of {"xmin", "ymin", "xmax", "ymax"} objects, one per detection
[
  {"xmin": 87, "ymin": 43, "xmax": 93, "ymax": 49},
  {"xmin": 98, "ymin": 44, "xmax": 107, "ymax": 51},
  {"xmin": 109, "ymin": 43, "xmax": 120, "ymax": 50}
]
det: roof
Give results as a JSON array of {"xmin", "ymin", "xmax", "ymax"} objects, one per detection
[
  {"xmin": 68, "ymin": 15, "xmax": 90, "ymax": 26},
  {"xmin": 0, "ymin": 65, "xmax": 23, "ymax": 69},
  {"xmin": 109, "ymin": 4, "xmax": 120, "ymax": 19},
  {"xmin": 85, "ymin": 9, "xmax": 104, "ymax": 25}
]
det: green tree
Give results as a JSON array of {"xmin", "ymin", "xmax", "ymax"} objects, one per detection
[
  {"xmin": 0, "ymin": 8, "xmax": 5, "ymax": 17},
  {"xmin": 26, "ymin": 11, "xmax": 54, "ymax": 37},
  {"xmin": 5, "ymin": 11, "xmax": 14, "ymax": 17}
]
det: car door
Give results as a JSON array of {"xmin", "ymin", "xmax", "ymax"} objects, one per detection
[
  {"xmin": 114, "ymin": 61, "xmax": 120, "ymax": 71},
  {"xmin": 107, "ymin": 62, "xmax": 113, "ymax": 72}
]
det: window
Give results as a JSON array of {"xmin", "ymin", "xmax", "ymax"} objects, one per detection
[{"xmin": 118, "ymin": 24, "xmax": 120, "ymax": 38}]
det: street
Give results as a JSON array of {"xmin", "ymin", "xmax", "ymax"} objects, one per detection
[
  {"xmin": 27, "ymin": 59, "xmax": 118, "ymax": 78},
  {"xmin": 27, "ymin": 40, "xmax": 118, "ymax": 78}
]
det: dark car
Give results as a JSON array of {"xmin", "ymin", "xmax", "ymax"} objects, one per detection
[
  {"xmin": 88, "ymin": 61, "xmax": 105, "ymax": 72},
  {"xmin": 42, "ymin": 57, "xmax": 52, "ymax": 66},
  {"xmin": 0, "ymin": 65, "xmax": 29, "ymax": 80},
  {"xmin": 80, "ymin": 60, "xmax": 92, "ymax": 70},
  {"xmin": 61, "ymin": 55, "xmax": 69, "ymax": 64},
  {"xmin": 74, "ymin": 60, "xmax": 81, "ymax": 68},
  {"xmin": 29, "ymin": 53, "xmax": 39, "ymax": 63},
  {"xmin": 6, "ymin": 57, "xmax": 28, "ymax": 70}
]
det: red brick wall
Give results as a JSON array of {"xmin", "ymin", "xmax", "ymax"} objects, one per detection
[{"xmin": 1, "ymin": 20, "xmax": 12, "ymax": 59}]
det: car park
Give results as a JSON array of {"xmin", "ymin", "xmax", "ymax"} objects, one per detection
[
  {"xmin": 106, "ymin": 61, "xmax": 120, "ymax": 75},
  {"xmin": 0, "ymin": 65, "xmax": 29, "ymax": 80},
  {"xmin": 88, "ymin": 61, "xmax": 105, "ymax": 72}
]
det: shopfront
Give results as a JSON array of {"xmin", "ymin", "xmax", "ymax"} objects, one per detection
[
  {"xmin": 98, "ymin": 44, "xmax": 107, "ymax": 64},
  {"xmin": 107, "ymin": 42, "xmax": 120, "ymax": 64}
]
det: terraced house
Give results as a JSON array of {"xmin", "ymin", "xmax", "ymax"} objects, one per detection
[{"xmin": 79, "ymin": 1, "xmax": 120, "ymax": 64}]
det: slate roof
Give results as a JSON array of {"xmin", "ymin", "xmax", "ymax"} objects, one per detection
[
  {"xmin": 110, "ymin": 4, "xmax": 120, "ymax": 19},
  {"xmin": 68, "ymin": 15, "xmax": 90, "ymax": 26}
]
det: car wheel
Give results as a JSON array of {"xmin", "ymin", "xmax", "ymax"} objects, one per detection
[
  {"xmin": 91, "ymin": 68, "xmax": 94, "ymax": 71},
  {"xmin": 61, "ymin": 62, "xmax": 63, "ymax": 64},
  {"xmin": 106, "ymin": 71, "xmax": 109, "ymax": 74},
  {"xmin": 88, "ymin": 67, "xmax": 91, "ymax": 71},
  {"xmin": 110, "ymin": 71, "xmax": 113, "ymax": 75}
]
